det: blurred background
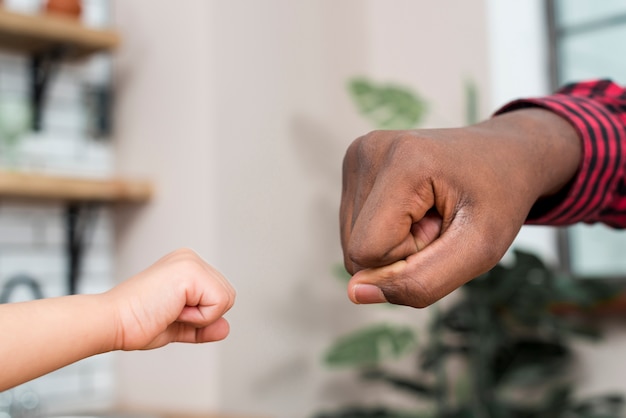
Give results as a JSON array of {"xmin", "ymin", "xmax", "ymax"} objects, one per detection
[{"xmin": 1, "ymin": 1, "xmax": 626, "ymax": 418}]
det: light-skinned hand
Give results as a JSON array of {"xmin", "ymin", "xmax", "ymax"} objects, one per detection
[
  {"xmin": 0, "ymin": 248, "xmax": 235, "ymax": 391},
  {"xmin": 105, "ymin": 247, "xmax": 236, "ymax": 351}
]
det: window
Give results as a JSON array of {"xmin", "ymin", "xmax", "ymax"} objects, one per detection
[{"xmin": 549, "ymin": 0, "xmax": 626, "ymax": 278}]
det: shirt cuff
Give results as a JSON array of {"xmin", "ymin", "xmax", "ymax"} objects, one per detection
[{"xmin": 495, "ymin": 92, "xmax": 626, "ymax": 226}]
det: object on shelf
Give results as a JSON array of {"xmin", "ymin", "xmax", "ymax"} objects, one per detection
[
  {"xmin": 44, "ymin": 0, "xmax": 82, "ymax": 20},
  {"xmin": 0, "ymin": 96, "xmax": 31, "ymax": 167},
  {"xmin": 83, "ymin": 83, "xmax": 113, "ymax": 139},
  {"xmin": 0, "ymin": 7, "xmax": 119, "ymax": 130}
]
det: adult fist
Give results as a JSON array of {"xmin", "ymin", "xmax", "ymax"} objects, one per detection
[{"xmin": 340, "ymin": 108, "xmax": 581, "ymax": 308}]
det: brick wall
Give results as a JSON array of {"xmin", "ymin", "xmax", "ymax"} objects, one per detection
[{"xmin": 0, "ymin": 0, "xmax": 117, "ymax": 414}]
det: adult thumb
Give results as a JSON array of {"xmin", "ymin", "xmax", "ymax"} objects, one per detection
[{"xmin": 347, "ymin": 220, "xmax": 504, "ymax": 308}]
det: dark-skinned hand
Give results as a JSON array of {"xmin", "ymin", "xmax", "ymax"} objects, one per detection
[{"xmin": 340, "ymin": 108, "xmax": 581, "ymax": 308}]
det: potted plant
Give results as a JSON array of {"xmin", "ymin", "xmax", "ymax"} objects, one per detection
[
  {"xmin": 317, "ymin": 250, "xmax": 622, "ymax": 418},
  {"xmin": 43, "ymin": 0, "xmax": 82, "ymax": 19}
]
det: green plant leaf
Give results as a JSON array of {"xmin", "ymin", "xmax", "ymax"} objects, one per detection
[
  {"xmin": 551, "ymin": 318, "xmax": 603, "ymax": 341},
  {"xmin": 553, "ymin": 275, "xmax": 620, "ymax": 307},
  {"xmin": 438, "ymin": 300, "xmax": 477, "ymax": 333},
  {"xmin": 321, "ymin": 242, "xmax": 622, "ymax": 418},
  {"xmin": 464, "ymin": 79, "xmax": 479, "ymax": 125},
  {"xmin": 570, "ymin": 393, "xmax": 624, "ymax": 417},
  {"xmin": 348, "ymin": 78, "xmax": 427, "ymax": 130},
  {"xmin": 492, "ymin": 339, "xmax": 571, "ymax": 386},
  {"xmin": 361, "ymin": 369, "xmax": 439, "ymax": 398},
  {"xmin": 420, "ymin": 343, "xmax": 469, "ymax": 371},
  {"xmin": 324, "ymin": 324, "xmax": 417, "ymax": 367}
]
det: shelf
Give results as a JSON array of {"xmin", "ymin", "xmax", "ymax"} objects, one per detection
[
  {"xmin": 0, "ymin": 12, "xmax": 137, "ymax": 295},
  {"xmin": 0, "ymin": 170, "xmax": 152, "ymax": 203},
  {"xmin": 0, "ymin": 8, "xmax": 119, "ymax": 59},
  {"xmin": 0, "ymin": 8, "xmax": 121, "ymax": 130},
  {"xmin": 0, "ymin": 170, "xmax": 152, "ymax": 293}
]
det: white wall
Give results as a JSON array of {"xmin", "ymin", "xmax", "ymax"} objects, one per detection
[
  {"xmin": 112, "ymin": 0, "xmax": 223, "ymax": 413},
  {"xmin": 210, "ymin": 2, "xmax": 373, "ymax": 416},
  {"xmin": 212, "ymin": 3, "xmax": 492, "ymax": 418},
  {"xmin": 113, "ymin": 1, "xmax": 491, "ymax": 418}
]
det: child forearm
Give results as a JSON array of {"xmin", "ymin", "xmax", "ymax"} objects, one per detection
[
  {"xmin": 0, "ymin": 248, "xmax": 235, "ymax": 392},
  {"xmin": 0, "ymin": 293, "xmax": 116, "ymax": 391}
]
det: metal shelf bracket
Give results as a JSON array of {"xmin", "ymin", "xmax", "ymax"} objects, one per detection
[
  {"xmin": 30, "ymin": 45, "xmax": 68, "ymax": 131},
  {"xmin": 65, "ymin": 202, "xmax": 98, "ymax": 294}
]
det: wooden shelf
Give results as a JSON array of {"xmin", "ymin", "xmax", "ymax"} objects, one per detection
[
  {"xmin": 0, "ymin": 8, "xmax": 119, "ymax": 59},
  {"xmin": 0, "ymin": 170, "xmax": 152, "ymax": 203}
]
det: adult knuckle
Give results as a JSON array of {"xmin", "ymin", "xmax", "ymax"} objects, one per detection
[
  {"xmin": 347, "ymin": 131, "xmax": 388, "ymax": 160},
  {"xmin": 348, "ymin": 248, "xmax": 374, "ymax": 269},
  {"xmin": 390, "ymin": 132, "xmax": 415, "ymax": 149},
  {"xmin": 342, "ymin": 254, "xmax": 357, "ymax": 275},
  {"xmin": 389, "ymin": 132, "xmax": 432, "ymax": 163},
  {"xmin": 344, "ymin": 134, "xmax": 364, "ymax": 158},
  {"xmin": 347, "ymin": 242, "xmax": 376, "ymax": 269},
  {"xmin": 343, "ymin": 134, "xmax": 362, "ymax": 164}
]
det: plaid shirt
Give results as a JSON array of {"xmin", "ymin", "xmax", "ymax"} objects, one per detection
[{"xmin": 497, "ymin": 79, "xmax": 626, "ymax": 228}]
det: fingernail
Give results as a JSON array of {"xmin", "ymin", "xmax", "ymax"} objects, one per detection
[{"xmin": 354, "ymin": 284, "xmax": 387, "ymax": 304}]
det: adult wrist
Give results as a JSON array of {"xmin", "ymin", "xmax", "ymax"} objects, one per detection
[{"xmin": 481, "ymin": 107, "xmax": 582, "ymax": 201}]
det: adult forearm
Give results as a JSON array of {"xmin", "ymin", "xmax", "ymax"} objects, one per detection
[
  {"xmin": 0, "ymin": 294, "xmax": 115, "ymax": 391},
  {"xmin": 494, "ymin": 80, "xmax": 626, "ymax": 227},
  {"xmin": 474, "ymin": 108, "xmax": 582, "ymax": 202}
]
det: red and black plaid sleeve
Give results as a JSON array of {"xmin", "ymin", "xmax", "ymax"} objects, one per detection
[{"xmin": 495, "ymin": 79, "xmax": 626, "ymax": 228}]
